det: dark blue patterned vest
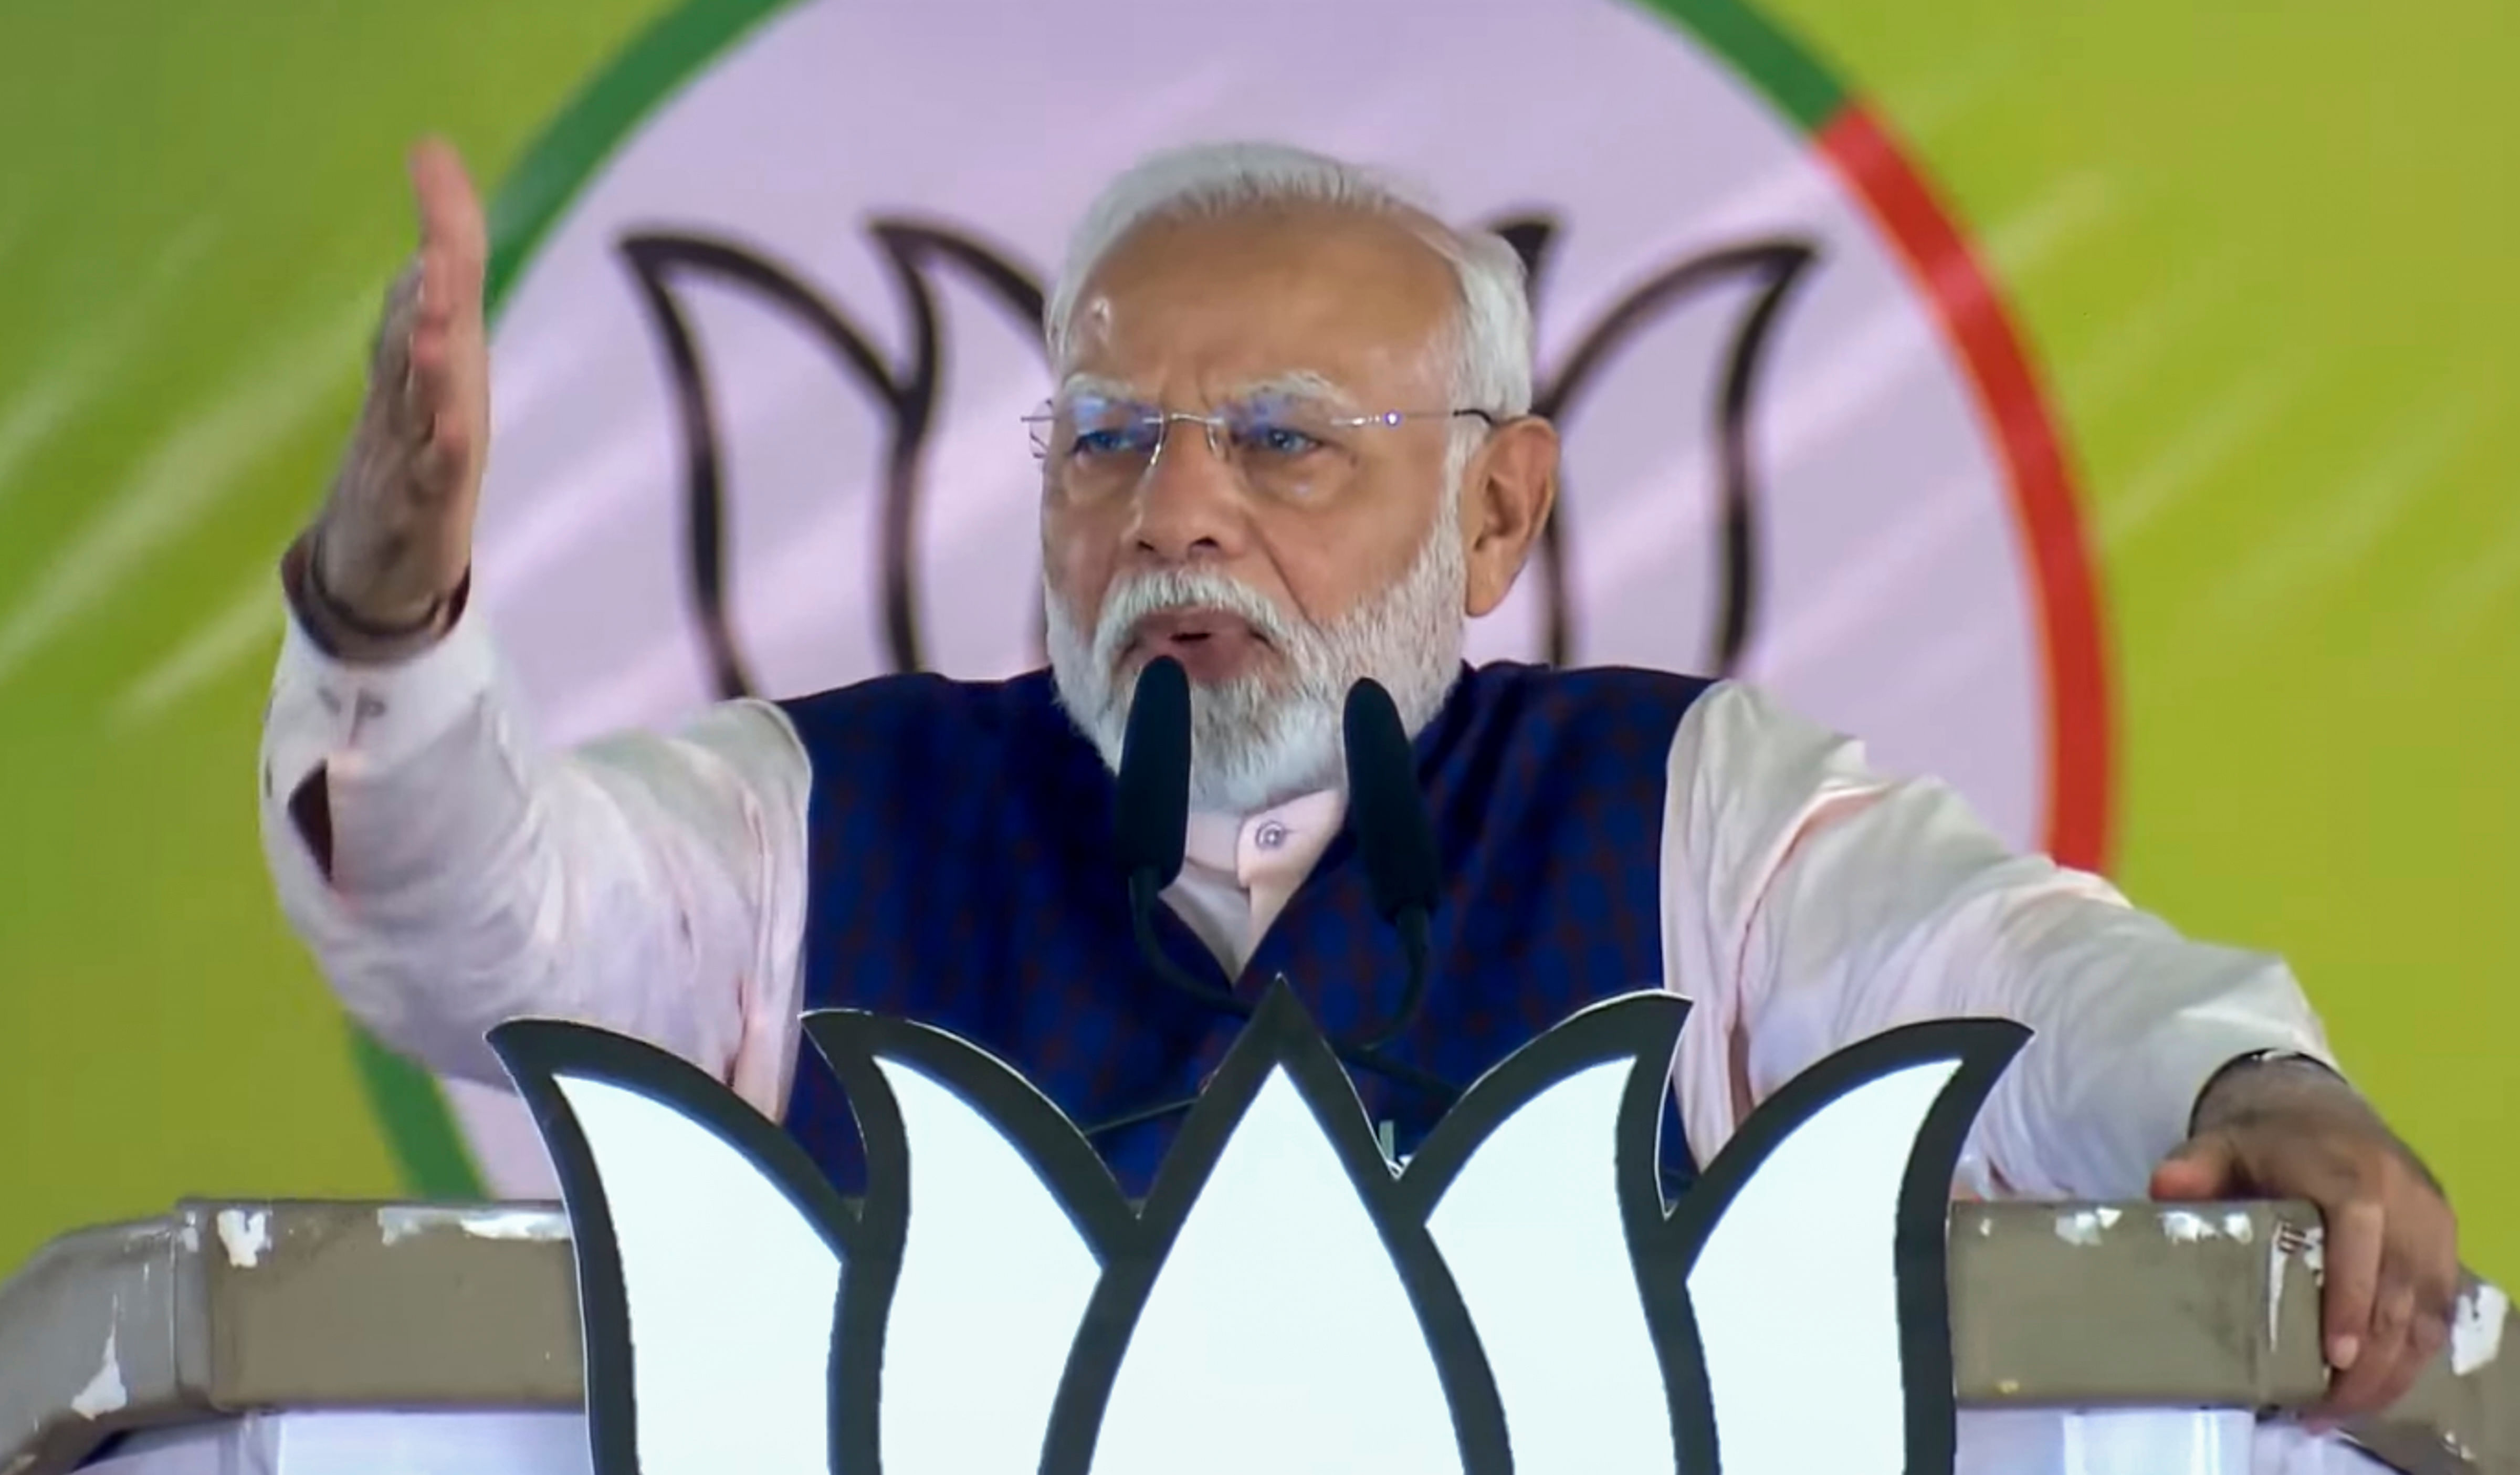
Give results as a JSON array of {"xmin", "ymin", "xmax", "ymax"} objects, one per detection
[{"xmin": 777, "ymin": 661, "xmax": 1712, "ymax": 1198}]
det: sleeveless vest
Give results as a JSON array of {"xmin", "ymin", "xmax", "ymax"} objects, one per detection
[{"xmin": 778, "ymin": 662, "xmax": 1712, "ymax": 1198}]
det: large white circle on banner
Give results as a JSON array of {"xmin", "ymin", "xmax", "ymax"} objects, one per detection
[{"xmin": 427, "ymin": 0, "xmax": 2108, "ymax": 1194}]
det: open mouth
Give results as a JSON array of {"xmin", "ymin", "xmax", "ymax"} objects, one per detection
[
  {"xmin": 1122, "ymin": 607, "xmax": 1272, "ymax": 679},
  {"xmin": 1133, "ymin": 608, "xmax": 1259, "ymax": 648}
]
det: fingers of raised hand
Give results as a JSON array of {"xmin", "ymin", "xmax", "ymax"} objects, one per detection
[
  {"xmin": 403, "ymin": 288, "xmax": 471, "ymax": 468},
  {"xmin": 372, "ymin": 255, "xmax": 484, "ymax": 500},
  {"xmin": 365, "ymin": 262, "xmax": 432, "ymax": 444},
  {"xmin": 342, "ymin": 254, "xmax": 472, "ymax": 532},
  {"xmin": 407, "ymin": 139, "xmax": 488, "ymax": 295},
  {"xmin": 397, "ymin": 139, "xmax": 491, "ymax": 488}
]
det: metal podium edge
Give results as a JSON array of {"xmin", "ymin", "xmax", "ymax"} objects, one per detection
[{"xmin": 0, "ymin": 1198, "xmax": 2507, "ymax": 1475}]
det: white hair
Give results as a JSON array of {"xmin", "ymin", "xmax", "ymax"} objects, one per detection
[{"xmin": 1043, "ymin": 141, "xmax": 1537, "ymax": 437}]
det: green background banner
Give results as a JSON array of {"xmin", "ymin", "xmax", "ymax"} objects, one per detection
[{"xmin": 0, "ymin": 0, "xmax": 2511, "ymax": 1279}]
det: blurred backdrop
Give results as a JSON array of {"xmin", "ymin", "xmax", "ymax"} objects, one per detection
[{"xmin": 0, "ymin": 0, "xmax": 2512, "ymax": 1279}]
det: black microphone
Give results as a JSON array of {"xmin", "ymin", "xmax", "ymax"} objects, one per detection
[
  {"xmin": 1114, "ymin": 655, "xmax": 1190, "ymax": 903},
  {"xmin": 1342, "ymin": 678, "xmax": 1441, "ymax": 1050},
  {"xmin": 1111, "ymin": 656, "xmax": 1235, "ymax": 1013}
]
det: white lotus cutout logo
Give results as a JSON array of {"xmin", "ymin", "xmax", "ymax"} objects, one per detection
[{"xmin": 489, "ymin": 990, "xmax": 2025, "ymax": 1474}]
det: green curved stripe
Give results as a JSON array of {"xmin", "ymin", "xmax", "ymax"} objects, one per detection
[
  {"xmin": 482, "ymin": 0, "xmax": 1848, "ymax": 320},
  {"xmin": 354, "ymin": 0, "xmax": 1857, "ymax": 1194},
  {"xmin": 1636, "ymin": 0, "xmax": 1847, "ymax": 131},
  {"xmin": 485, "ymin": 0, "xmax": 794, "ymax": 312},
  {"xmin": 352, "ymin": 1028, "xmax": 487, "ymax": 1199}
]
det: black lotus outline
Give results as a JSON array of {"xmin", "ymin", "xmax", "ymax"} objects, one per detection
[
  {"xmin": 489, "ymin": 990, "xmax": 2026, "ymax": 1475},
  {"xmin": 616, "ymin": 213, "xmax": 1817, "ymax": 693}
]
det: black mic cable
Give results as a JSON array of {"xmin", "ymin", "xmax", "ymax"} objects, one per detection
[{"xmin": 1090, "ymin": 659, "xmax": 1454, "ymax": 1139}]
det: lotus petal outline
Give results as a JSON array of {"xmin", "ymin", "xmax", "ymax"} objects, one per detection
[{"xmin": 490, "ymin": 985, "xmax": 2025, "ymax": 1475}]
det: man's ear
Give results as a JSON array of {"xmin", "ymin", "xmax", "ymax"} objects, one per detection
[{"xmin": 1460, "ymin": 417, "xmax": 1559, "ymax": 619}]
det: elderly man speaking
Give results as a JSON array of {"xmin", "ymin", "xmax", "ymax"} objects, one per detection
[{"xmin": 260, "ymin": 138, "xmax": 2454, "ymax": 1417}]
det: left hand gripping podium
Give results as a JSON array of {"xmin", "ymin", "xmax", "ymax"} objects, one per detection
[{"xmin": 2, "ymin": 989, "xmax": 2511, "ymax": 1475}]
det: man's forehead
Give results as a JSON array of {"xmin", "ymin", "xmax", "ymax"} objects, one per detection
[
  {"xmin": 1059, "ymin": 206, "xmax": 1456, "ymax": 400},
  {"xmin": 1090, "ymin": 200, "xmax": 1453, "ymax": 290}
]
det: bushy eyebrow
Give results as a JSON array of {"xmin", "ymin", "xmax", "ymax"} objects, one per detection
[{"xmin": 1234, "ymin": 370, "xmax": 1360, "ymax": 411}]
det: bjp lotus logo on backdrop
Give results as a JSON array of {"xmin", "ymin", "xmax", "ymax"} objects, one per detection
[
  {"xmin": 398, "ymin": 0, "xmax": 2106, "ymax": 1196},
  {"xmin": 490, "ymin": 990, "xmax": 2026, "ymax": 1475},
  {"xmin": 599, "ymin": 221, "xmax": 1816, "ymax": 696}
]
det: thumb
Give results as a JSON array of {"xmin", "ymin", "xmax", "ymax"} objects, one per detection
[{"xmin": 2150, "ymin": 1132, "xmax": 2241, "ymax": 1201}]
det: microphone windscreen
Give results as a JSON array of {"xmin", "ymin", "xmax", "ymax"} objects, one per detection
[
  {"xmin": 1114, "ymin": 656, "xmax": 1191, "ymax": 887},
  {"xmin": 1342, "ymin": 678, "xmax": 1441, "ymax": 923}
]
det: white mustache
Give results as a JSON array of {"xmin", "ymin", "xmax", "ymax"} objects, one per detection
[{"xmin": 1091, "ymin": 568, "xmax": 1302, "ymax": 673}]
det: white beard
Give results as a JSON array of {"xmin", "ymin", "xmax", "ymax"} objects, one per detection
[{"xmin": 1046, "ymin": 518, "xmax": 1468, "ymax": 814}]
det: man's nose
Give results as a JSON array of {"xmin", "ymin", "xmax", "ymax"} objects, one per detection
[{"xmin": 1126, "ymin": 422, "xmax": 1247, "ymax": 563}]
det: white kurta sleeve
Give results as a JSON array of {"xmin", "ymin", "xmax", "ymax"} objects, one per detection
[
  {"xmin": 1660, "ymin": 680, "xmax": 2336, "ymax": 1198},
  {"xmin": 258, "ymin": 594, "xmax": 814, "ymax": 1118}
]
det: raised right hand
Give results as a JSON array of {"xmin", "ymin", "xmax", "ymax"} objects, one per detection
[{"xmin": 306, "ymin": 138, "xmax": 491, "ymax": 648}]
